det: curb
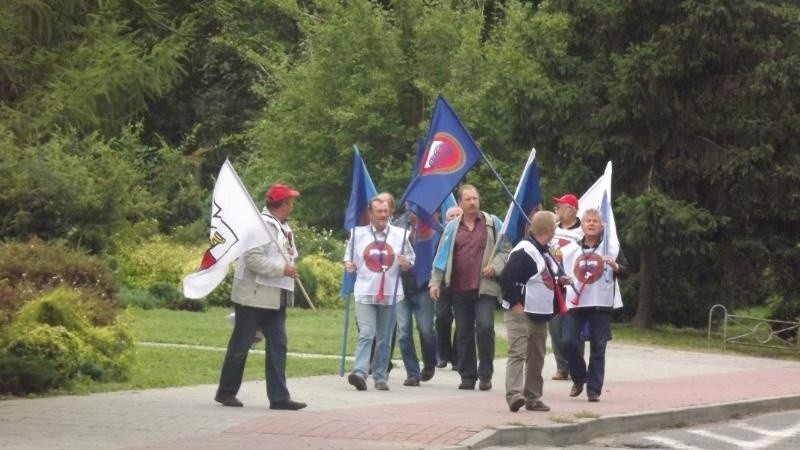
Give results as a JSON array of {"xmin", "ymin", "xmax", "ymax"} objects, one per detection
[{"xmin": 459, "ymin": 394, "xmax": 800, "ymax": 448}]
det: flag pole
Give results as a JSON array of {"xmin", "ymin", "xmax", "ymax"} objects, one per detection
[
  {"xmin": 226, "ymin": 160, "xmax": 316, "ymax": 310},
  {"xmin": 340, "ymin": 229, "xmax": 356, "ymax": 376}
]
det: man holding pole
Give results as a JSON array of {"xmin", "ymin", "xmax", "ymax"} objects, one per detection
[
  {"xmin": 215, "ymin": 184, "xmax": 307, "ymax": 410},
  {"xmin": 344, "ymin": 197, "xmax": 414, "ymax": 391}
]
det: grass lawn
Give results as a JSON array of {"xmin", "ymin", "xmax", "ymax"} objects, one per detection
[{"xmin": 60, "ymin": 304, "xmax": 795, "ymax": 395}]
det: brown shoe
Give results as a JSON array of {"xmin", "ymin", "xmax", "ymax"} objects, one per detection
[
  {"xmin": 551, "ymin": 371, "xmax": 569, "ymax": 380},
  {"xmin": 420, "ymin": 366, "xmax": 435, "ymax": 382},
  {"xmin": 526, "ymin": 400, "xmax": 551, "ymax": 412},
  {"xmin": 348, "ymin": 372, "xmax": 367, "ymax": 391},
  {"xmin": 509, "ymin": 396, "xmax": 525, "ymax": 412},
  {"xmin": 403, "ymin": 377, "xmax": 420, "ymax": 386}
]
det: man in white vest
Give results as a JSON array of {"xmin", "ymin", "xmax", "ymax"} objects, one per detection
[
  {"xmin": 560, "ymin": 208, "xmax": 629, "ymax": 402},
  {"xmin": 215, "ymin": 184, "xmax": 307, "ymax": 411},
  {"xmin": 500, "ymin": 210, "xmax": 567, "ymax": 412},
  {"xmin": 345, "ymin": 197, "xmax": 414, "ymax": 391}
]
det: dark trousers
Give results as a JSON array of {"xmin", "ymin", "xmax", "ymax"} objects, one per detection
[
  {"xmin": 452, "ymin": 291, "xmax": 496, "ymax": 382},
  {"xmin": 435, "ymin": 289, "xmax": 457, "ymax": 364},
  {"xmin": 562, "ymin": 308, "xmax": 611, "ymax": 396},
  {"xmin": 217, "ymin": 302, "xmax": 289, "ymax": 404}
]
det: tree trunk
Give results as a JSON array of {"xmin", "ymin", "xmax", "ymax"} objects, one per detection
[{"xmin": 632, "ymin": 246, "xmax": 657, "ymax": 328}]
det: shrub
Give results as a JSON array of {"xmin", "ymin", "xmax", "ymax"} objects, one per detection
[
  {"xmin": 5, "ymin": 288, "xmax": 135, "ymax": 385},
  {"xmin": 0, "ymin": 239, "xmax": 118, "ymax": 326},
  {"xmin": 767, "ymin": 293, "xmax": 800, "ymax": 340},
  {"xmin": 297, "ymin": 254, "xmax": 342, "ymax": 309},
  {"xmin": 117, "ymin": 285, "xmax": 162, "ymax": 309},
  {"xmin": 5, "ymin": 324, "xmax": 87, "ymax": 379},
  {"xmin": 114, "ymin": 235, "xmax": 200, "ymax": 290},
  {"xmin": 0, "ymin": 352, "xmax": 64, "ymax": 395},
  {"xmin": 294, "ymin": 224, "xmax": 344, "ymax": 261}
]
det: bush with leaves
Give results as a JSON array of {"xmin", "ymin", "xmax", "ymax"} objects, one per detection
[
  {"xmin": 297, "ymin": 254, "xmax": 343, "ymax": 309},
  {"xmin": 3, "ymin": 287, "xmax": 134, "ymax": 386},
  {"xmin": 0, "ymin": 352, "xmax": 63, "ymax": 395},
  {"xmin": 0, "ymin": 239, "xmax": 118, "ymax": 326},
  {"xmin": 114, "ymin": 235, "xmax": 200, "ymax": 292}
]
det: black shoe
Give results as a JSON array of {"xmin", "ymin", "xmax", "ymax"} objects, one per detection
[
  {"xmin": 570, "ymin": 383, "xmax": 584, "ymax": 397},
  {"xmin": 458, "ymin": 379, "xmax": 476, "ymax": 390},
  {"xmin": 509, "ymin": 396, "xmax": 525, "ymax": 412},
  {"xmin": 270, "ymin": 399, "xmax": 307, "ymax": 410},
  {"xmin": 375, "ymin": 381, "xmax": 390, "ymax": 391},
  {"xmin": 587, "ymin": 391, "xmax": 600, "ymax": 402},
  {"xmin": 478, "ymin": 380, "xmax": 492, "ymax": 391},
  {"xmin": 348, "ymin": 372, "xmax": 367, "ymax": 391},
  {"xmin": 420, "ymin": 366, "xmax": 435, "ymax": 382},
  {"xmin": 214, "ymin": 395, "xmax": 243, "ymax": 407},
  {"xmin": 436, "ymin": 360, "xmax": 447, "ymax": 369}
]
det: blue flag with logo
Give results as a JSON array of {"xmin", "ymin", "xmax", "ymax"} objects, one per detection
[
  {"xmin": 341, "ymin": 145, "xmax": 378, "ymax": 298},
  {"xmin": 499, "ymin": 148, "xmax": 542, "ymax": 246},
  {"xmin": 401, "ymin": 95, "xmax": 482, "ymax": 216}
]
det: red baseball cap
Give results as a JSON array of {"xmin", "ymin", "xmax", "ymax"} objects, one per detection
[
  {"xmin": 266, "ymin": 184, "xmax": 300, "ymax": 202},
  {"xmin": 551, "ymin": 193, "xmax": 578, "ymax": 209}
]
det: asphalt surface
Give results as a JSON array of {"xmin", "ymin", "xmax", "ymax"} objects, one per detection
[{"xmin": 2, "ymin": 338, "xmax": 800, "ymax": 449}]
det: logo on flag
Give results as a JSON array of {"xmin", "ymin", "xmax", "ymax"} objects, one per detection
[
  {"xmin": 198, "ymin": 202, "xmax": 240, "ymax": 270},
  {"xmin": 420, "ymin": 133, "xmax": 468, "ymax": 176}
]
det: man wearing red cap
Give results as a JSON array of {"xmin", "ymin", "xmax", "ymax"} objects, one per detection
[
  {"xmin": 215, "ymin": 183, "xmax": 307, "ymax": 411},
  {"xmin": 548, "ymin": 193, "xmax": 584, "ymax": 381}
]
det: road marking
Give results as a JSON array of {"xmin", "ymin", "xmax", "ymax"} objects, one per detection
[
  {"xmin": 688, "ymin": 421, "xmax": 800, "ymax": 449},
  {"xmin": 643, "ymin": 436, "xmax": 702, "ymax": 449}
]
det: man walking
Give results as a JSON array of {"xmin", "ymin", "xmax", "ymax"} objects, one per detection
[
  {"xmin": 429, "ymin": 185, "xmax": 509, "ymax": 391},
  {"xmin": 345, "ymin": 198, "xmax": 414, "ymax": 391},
  {"xmin": 215, "ymin": 184, "xmax": 307, "ymax": 411}
]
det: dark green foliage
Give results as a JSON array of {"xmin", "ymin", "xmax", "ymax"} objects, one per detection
[
  {"xmin": 0, "ymin": 352, "xmax": 64, "ymax": 395},
  {"xmin": 165, "ymin": 298, "xmax": 206, "ymax": 312},
  {"xmin": 117, "ymin": 285, "xmax": 162, "ymax": 310}
]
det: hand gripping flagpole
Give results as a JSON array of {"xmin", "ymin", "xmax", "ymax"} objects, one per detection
[{"xmin": 228, "ymin": 165, "xmax": 316, "ymax": 311}]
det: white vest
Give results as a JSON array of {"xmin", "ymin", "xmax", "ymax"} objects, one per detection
[
  {"xmin": 234, "ymin": 212, "xmax": 297, "ymax": 292},
  {"xmin": 512, "ymin": 241, "xmax": 560, "ymax": 315},
  {"xmin": 346, "ymin": 224, "xmax": 411, "ymax": 303},
  {"xmin": 561, "ymin": 240, "xmax": 621, "ymax": 309}
]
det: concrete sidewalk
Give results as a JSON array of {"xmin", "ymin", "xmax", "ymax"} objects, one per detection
[{"xmin": 1, "ymin": 343, "xmax": 800, "ymax": 449}]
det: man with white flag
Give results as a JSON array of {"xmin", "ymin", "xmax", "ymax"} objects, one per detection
[
  {"xmin": 558, "ymin": 162, "xmax": 630, "ymax": 403},
  {"xmin": 183, "ymin": 160, "xmax": 272, "ymax": 299}
]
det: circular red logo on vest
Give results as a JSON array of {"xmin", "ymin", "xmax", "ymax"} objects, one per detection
[
  {"xmin": 573, "ymin": 253, "xmax": 604, "ymax": 284},
  {"xmin": 363, "ymin": 242, "xmax": 396, "ymax": 273}
]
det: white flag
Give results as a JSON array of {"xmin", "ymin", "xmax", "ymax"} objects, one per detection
[
  {"xmin": 578, "ymin": 161, "xmax": 623, "ymax": 308},
  {"xmin": 182, "ymin": 160, "xmax": 270, "ymax": 299},
  {"xmin": 578, "ymin": 161, "xmax": 617, "ymax": 250}
]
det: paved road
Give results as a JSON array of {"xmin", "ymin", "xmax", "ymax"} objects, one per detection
[{"xmin": 2, "ymin": 343, "xmax": 800, "ymax": 449}]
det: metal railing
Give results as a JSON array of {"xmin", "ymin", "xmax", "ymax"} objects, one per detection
[{"xmin": 707, "ymin": 304, "xmax": 800, "ymax": 353}]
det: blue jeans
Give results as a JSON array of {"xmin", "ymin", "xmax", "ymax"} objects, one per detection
[
  {"xmin": 562, "ymin": 308, "xmax": 611, "ymax": 396},
  {"xmin": 353, "ymin": 301, "xmax": 394, "ymax": 384},
  {"xmin": 396, "ymin": 290, "xmax": 436, "ymax": 379},
  {"xmin": 435, "ymin": 288, "xmax": 457, "ymax": 364},
  {"xmin": 452, "ymin": 291, "xmax": 496, "ymax": 382},
  {"xmin": 217, "ymin": 302, "xmax": 289, "ymax": 404}
]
